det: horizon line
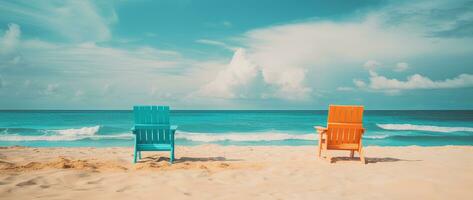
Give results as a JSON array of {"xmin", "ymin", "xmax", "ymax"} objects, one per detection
[{"xmin": 0, "ymin": 109, "xmax": 472, "ymax": 111}]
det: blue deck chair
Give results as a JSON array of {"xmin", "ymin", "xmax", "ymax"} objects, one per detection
[{"xmin": 131, "ymin": 106, "xmax": 177, "ymax": 163}]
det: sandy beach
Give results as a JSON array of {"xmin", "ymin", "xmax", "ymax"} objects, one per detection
[{"xmin": 1, "ymin": 145, "xmax": 473, "ymax": 200}]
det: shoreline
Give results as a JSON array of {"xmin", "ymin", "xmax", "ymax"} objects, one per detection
[{"xmin": 1, "ymin": 145, "xmax": 473, "ymax": 199}]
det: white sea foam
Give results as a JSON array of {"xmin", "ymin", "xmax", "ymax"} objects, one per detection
[
  {"xmin": 0, "ymin": 126, "xmax": 132, "ymax": 141},
  {"xmin": 54, "ymin": 125, "xmax": 101, "ymax": 136},
  {"xmin": 0, "ymin": 129, "xmax": 315, "ymax": 142},
  {"xmin": 176, "ymin": 131, "xmax": 316, "ymax": 142},
  {"xmin": 364, "ymin": 135, "xmax": 389, "ymax": 139},
  {"xmin": 377, "ymin": 124, "xmax": 473, "ymax": 133},
  {"xmin": 0, "ymin": 134, "xmax": 132, "ymax": 141}
]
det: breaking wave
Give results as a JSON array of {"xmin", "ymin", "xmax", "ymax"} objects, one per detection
[
  {"xmin": 377, "ymin": 124, "xmax": 473, "ymax": 133},
  {"xmin": 0, "ymin": 126, "xmax": 132, "ymax": 141}
]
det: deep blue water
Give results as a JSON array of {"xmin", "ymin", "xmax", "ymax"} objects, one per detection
[{"xmin": 0, "ymin": 110, "xmax": 472, "ymax": 147}]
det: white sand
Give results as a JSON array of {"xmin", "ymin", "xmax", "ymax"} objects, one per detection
[{"xmin": 1, "ymin": 145, "xmax": 473, "ymax": 199}]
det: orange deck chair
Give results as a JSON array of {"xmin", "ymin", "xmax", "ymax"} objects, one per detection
[{"xmin": 315, "ymin": 105, "xmax": 366, "ymax": 164}]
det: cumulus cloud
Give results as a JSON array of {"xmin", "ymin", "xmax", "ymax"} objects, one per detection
[
  {"xmin": 242, "ymin": 20, "xmax": 431, "ymax": 73},
  {"xmin": 196, "ymin": 48, "xmax": 312, "ymax": 100},
  {"xmin": 196, "ymin": 48, "xmax": 268, "ymax": 99},
  {"xmin": 222, "ymin": 0, "xmax": 473, "ymax": 101},
  {"xmin": 267, "ymin": 67, "xmax": 312, "ymax": 100},
  {"xmin": 355, "ymin": 70, "xmax": 473, "ymax": 92},
  {"xmin": 3, "ymin": 0, "xmax": 473, "ymax": 109},
  {"xmin": 394, "ymin": 62, "xmax": 409, "ymax": 72},
  {"xmin": 0, "ymin": 23, "xmax": 20, "ymax": 54},
  {"xmin": 233, "ymin": 9, "xmax": 473, "ymax": 100}
]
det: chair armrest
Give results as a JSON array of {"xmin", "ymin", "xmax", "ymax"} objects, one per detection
[
  {"xmin": 170, "ymin": 125, "xmax": 177, "ymax": 147},
  {"xmin": 314, "ymin": 126, "xmax": 327, "ymax": 133},
  {"xmin": 170, "ymin": 125, "xmax": 178, "ymax": 133}
]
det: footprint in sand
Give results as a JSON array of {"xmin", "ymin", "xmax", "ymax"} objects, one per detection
[
  {"xmin": 16, "ymin": 179, "xmax": 37, "ymax": 187},
  {"xmin": 116, "ymin": 185, "xmax": 132, "ymax": 192},
  {"xmin": 183, "ymin": 192, "xmax": 191, "ymax": 196},
  {"xmin": 219, "ymin": 163, "xmax": 230, "ymax": 168},
  {"xmin": 86, "ymin": 178, "xmax": 104, "ymax": 185}
]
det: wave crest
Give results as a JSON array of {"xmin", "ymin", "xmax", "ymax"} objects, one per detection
[
  {"xmin": 377, "ymin": 124, "xmax": 473, "ymax": 133},
  {"xmin": 54, "ymin": 126, "xmax": 100, "ymax": 136},
  {"xmin": 0, "ymin": 126, "xmax": 132, "ymax": 141},
  {"xmin": 0, "ymin": 134, "xmax": 132, "ymax": 141}
]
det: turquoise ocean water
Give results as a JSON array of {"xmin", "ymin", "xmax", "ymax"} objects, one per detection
[{"xmin": 0, "ymin": 110, "xmax": 472, "ymax": 147}]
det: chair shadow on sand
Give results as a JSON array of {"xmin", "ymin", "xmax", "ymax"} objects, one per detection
[
  {"xmin": 139, "ymin": 155, "xmax": 242, "ymax": 163},
  {"xmin": 329, "ymin": 156, "xmax": 422, "ymax": 164}
]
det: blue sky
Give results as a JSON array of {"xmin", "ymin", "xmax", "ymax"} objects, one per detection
[{"xmin": 0, "ymin": 0, "xmax": 472, "ymax": 109}]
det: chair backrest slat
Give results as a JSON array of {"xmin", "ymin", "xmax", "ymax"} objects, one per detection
[
  {"xmin": 133, "ymin": 106, "xmax": 171, "ymax": 145},
  {"xmin": 328, "ymin": 105, "xmax": 363, "ymax": 124},
  {"xmin": 326, "ymin": 105, "xmax": 364, "ymax": 147}
]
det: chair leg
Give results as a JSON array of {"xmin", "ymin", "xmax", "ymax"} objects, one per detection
[
  {"xmin": 138, "ymin": 151, "xmax": 142, "ymax": 159},
  {"xmin": 359, "ymin": 148, "xmax": 366, "ymax": 164},
  {"xmin": 317, "ymin": 133, "xmax": 323, "ymax": 158},
  {"xmin": 350, "ymin": 150, "xmax": 354, "ymax": 158},
  {"xmin": 133, "ymin": 149, "xmax": 138, "ymax": 163},
  {"xmin": 170, "ymin": 148, "xmax": 174, "ymax": 164}
]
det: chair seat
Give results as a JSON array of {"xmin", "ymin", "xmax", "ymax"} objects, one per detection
[{"xmin": 136, "ymin": 144, "xmax": 172, "ymax": 151}]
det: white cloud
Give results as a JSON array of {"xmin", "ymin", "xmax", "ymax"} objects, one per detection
[
  {"xmin": 370, "ymin": 0, "xmax": 473, "ymax": 38},
  {"xmin": 242, "ymin": 20, "xmax": 432, "ymax": 71},
  {"xmin": 353, "ymin": 79, "xmax": 367, "ymax": 88},
  {"xmin": 196, "ymin": 48, "xmax": 267, "ymax": 99},
  {"xmin": 218, "ymin": 0, "xmax": 473, "ymax": 101},
  {"xmin": 355, "ymin": 70, "xmax": 473, "ymax": 92},
  {"xmin": 2, "ymin": 0, "xmax": 473, "ymax": 109},
  {"xmin": 0, "ymin": 23, "xmax": 227, "ymax": 107},
  {"xmin": 0, "ymin": 1, "xmax": 117, "ymax": 42},
  {"xmin": 195, "ymin": 39, "xmax": 236, "ymax": 50},
  {"xmin": 364, "ymin": 60, "xmax": 381, "ymax": 70},
  {"xmin": 0, "ymin": 23, "xmax": 20, "ymax": 54},
  {"xmin": 234, "ymin": 15, "xmax": 473, "ymax": 100},
  {"xmin": 394, "ymin": 62, "xmax": 409, "ymax": 72},
  {"xmin": 17, "ymin": 40, "xmax": 181, "ymax": 74},
  {"xmin": 267, "ymin": 67, "xmax": 312, "ymax": 100},
  {"xmin": 196, "ymin": 48, "xmax": 312, "ymax": 100}
]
